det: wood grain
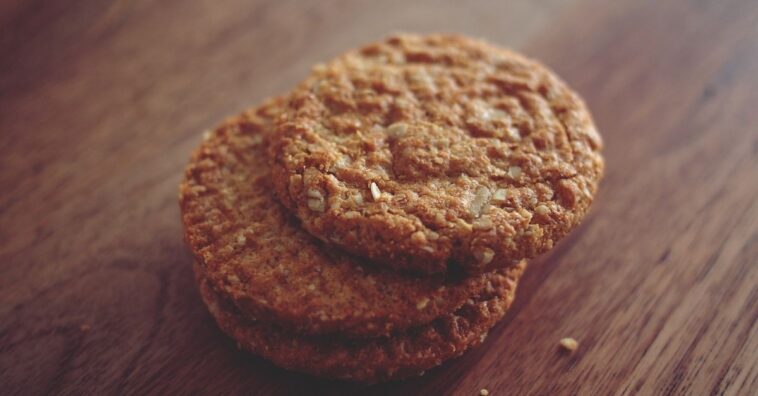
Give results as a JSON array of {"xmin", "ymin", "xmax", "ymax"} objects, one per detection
[{"xmin": 1, "ymin": 0, "xmax": 756, "ymax": 395}]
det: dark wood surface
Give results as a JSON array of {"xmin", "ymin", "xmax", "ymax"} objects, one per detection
[{"xmin": 1, "ymin": 0, "xmax": 756, "ymax": 395}]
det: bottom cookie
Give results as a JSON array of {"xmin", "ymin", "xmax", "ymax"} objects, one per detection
[{"xmin": 196, "ymin": 261, "xmax": 525, "ymax": 383}]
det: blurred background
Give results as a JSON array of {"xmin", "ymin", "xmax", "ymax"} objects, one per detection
[{"xmin": 1, "ymin": 1, "xmax": 756, "ymax": 395}]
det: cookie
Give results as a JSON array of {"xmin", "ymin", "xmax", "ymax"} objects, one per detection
[
  {"xmin": 269, "ymin": 34, "xmax": 604, "ymax": 274},
  {"xmin": 180, "ymin": 98, "xmax": 519, "ymax": 338},
  {"xmin": 195, "ymin": 260, "xmax": 525, "ymax": 383}
]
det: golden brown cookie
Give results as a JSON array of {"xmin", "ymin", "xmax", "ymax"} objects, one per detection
[
  {"xmin": 269, "ymin": 34, "xmax": 604, "ymax": 274},
  {"xmin": 180, "ymin": 99, "xmax": 519, "ymax": 338},
  {"xmin": 196, "ymin": 260, "xmax": 525, "ymax": 383}
]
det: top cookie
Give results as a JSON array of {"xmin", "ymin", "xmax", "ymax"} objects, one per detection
[{"xmin": 270, "ymin": 34, "xmax": 603, "ymax": 274}]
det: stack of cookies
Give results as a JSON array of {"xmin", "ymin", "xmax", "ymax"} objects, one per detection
[{"xmin": 180, "ymin": 34, "xmax": 603, "ymax": 383}]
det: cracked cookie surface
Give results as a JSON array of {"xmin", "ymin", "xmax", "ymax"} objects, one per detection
[
  {"xmin": 269, "ymin": 33, "xmax": 604, "ymax": 274},
  {"xmin": 180, "ymin": 98, "xmax": 519, "ymax": 338}
]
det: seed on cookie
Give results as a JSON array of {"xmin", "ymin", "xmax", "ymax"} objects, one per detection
[
  {"xmin": 535, "ymin": 204, "xmax": 550, "ymax": 216},
  {"xmin": 352, "ymin": 192, "xmax": 364, "ymax": 205},
  {"xmin": 492, "ymin": 188, "xmax": 508, "ymax": 204},
  {"xmin": 408, "ymin": 69, "xmax": 436, "ymax": 91},
  {"xmin": 421, "ymin": 245, "xmax": 435, "ymax": 253},
  {"xmin": 370, "ymin": 182, "xmax": 382, "ymax": 201},
  {"xmin": 469, "ymin": 186, "xmax": 492, "ymax": 217},
  {"xmin": 307, "ymin": 189, "xmax": 326, "ymax": 212},
  {"xmin": 506, "ymin": 125, "xmax": 522, "ymax": 141},
  {"xmin": 411, "ymin": 231, "xmax": 427, "ymax": 244},
  {"xmin": 307, "ymin": 189, "xmax": 323, "ymax": 199},
  {"xmin": 507, "ymin": 166, "xmax": 522, "ymax": 179},
  {"xmin": 474, "ymin": 247, "xmax": 495, "ymax": 265},
  {"xmin": 482, "ymin": 107, "xmax": 507, "ymax": 121}
]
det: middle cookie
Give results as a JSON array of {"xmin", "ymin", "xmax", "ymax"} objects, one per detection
[{"xmin": 180, "ymin": 99, "xmax": 516, "ymax": 339}]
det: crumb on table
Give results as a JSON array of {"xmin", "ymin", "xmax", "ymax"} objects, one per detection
[{"xmin": 559, "ymin": 337, "xmax": 578, "ymax": 352}]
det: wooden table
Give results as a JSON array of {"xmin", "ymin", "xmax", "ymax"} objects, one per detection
[{"xmin": 2, "ymin": 0, "xmax": 756, "ymax": 394}]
